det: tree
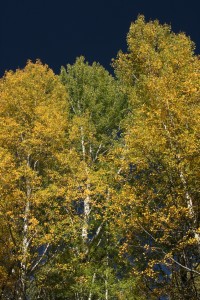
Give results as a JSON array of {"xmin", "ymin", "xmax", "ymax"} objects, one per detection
[
  {"xmin": 0, "ymin": 61, "xmax": 70, "ymax": 299},
  {"xmin": 44, "ymin": 56, "xmax": 130, "ymax": 299},
  {"xmin": 112, "ymin": 15, "xmax": 200, "ymax": 299}
]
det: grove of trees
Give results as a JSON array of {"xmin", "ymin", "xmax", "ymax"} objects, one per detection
[{"xmin": 0, "ymin": 16, "xmax": 199, "ymax": 300}]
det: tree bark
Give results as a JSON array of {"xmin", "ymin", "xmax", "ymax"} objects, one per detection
[{"xmin": 19, "ymin": 157, "xmax": 31, "ymax": 300}]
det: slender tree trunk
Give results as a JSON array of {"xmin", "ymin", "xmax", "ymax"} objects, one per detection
[
  {"xmin": 19, "ymin": 158, "xmax": 31, "ymax": 300},
  {"xmin": 20, "ymin": 199, "xmax": 30, "ymax": 299},
  {"xmin": 163, "ymin": 122, "xmax": 200, "ymax": 248},
  {"xmin": 80, "ymin": 126, "xmax": 90, "ymax": 245},
  {"xmin": 179, "ymin": 169, "xmax": 200, "ymax": 248},
  {"xmin": 105, "ymin": 272, "xmax": 108, "ymax": 300},
  {"xmin": 82, "ymin": 191, "xmax": 90, "ymax": 244},
  {"xmin": 88, "ymin": 272, "xmax": 96, "ymax": 300}
]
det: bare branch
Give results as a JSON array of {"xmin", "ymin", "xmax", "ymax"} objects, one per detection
[
  {"xmin": 89, "ymin": 221, "xmax": 104, "ymax": 245},
  {"xmin": 94, "ymin": 143, "xmax": 102, "ymax": 161},
  {"xmin": 30, "ymin": 243, "xmax": 50, "ymax": 273}
]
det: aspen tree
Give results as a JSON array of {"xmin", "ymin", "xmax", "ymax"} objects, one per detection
[
  {"xmin": 0, "ymin": 61, "xmax": 69, "ymax": 299},
  {"xmin": 113, "ymin": 15, "xmax": 200, "ymax": 299},
  {"xmin": 58, "ymin": 57, "xmax": 129, "ymax": 299}
]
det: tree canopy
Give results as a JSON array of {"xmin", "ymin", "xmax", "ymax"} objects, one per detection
[{"xmin": 0, "ymin": 16, "xmax": 199, "ymax": 300}]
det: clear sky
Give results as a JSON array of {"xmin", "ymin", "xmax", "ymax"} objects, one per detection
[{"xmin": 1, "ymin": 0, "xmax": 200, "ymax": 76}]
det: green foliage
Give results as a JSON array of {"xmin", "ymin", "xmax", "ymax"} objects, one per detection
[{"xmin": 60, "ymin": 56, "xmax": 127, "ymax": 151}]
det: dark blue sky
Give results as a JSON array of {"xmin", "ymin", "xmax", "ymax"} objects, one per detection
[{"xmin": 1, "ymin": 0, "xmax": 200, "ymax": 76}]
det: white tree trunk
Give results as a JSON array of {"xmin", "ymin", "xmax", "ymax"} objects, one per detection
[
  {"xmin": 80, "ymin": 126, "xmax": 90, "ymax": 245},
  {"xmin": 20, "ymin": 157, "xmax": 31, "ymax": 299},
  {"xmin": 179, "ymin": 170, "xmax": 200, "ymax": 248},
  {"xmin": 88, "ymin": 272, "xmax": 96, "ymax": 300},
  {"xmin": 163, "ymin": 122, "xmax": 200, "ymax": 248}
]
